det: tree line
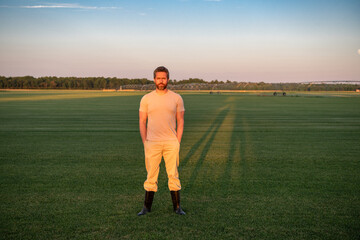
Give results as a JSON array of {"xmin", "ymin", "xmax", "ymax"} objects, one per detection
[
  {"xmin": 0, "ymin": 76, "xmax": 359, "ymax": 91},
  {"xmin": 0, "ymin": 76, "xmax": 152, "ymax": 90}
]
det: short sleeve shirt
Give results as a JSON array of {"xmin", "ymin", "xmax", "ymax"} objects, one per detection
[{"xmin": 139, "ymin": 90, "xmax": 185, "ymax": 141}]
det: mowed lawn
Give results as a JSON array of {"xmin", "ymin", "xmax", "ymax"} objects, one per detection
[{"xmin": 0, "ymin": 90, "xmax": 359, "ymax": 239}]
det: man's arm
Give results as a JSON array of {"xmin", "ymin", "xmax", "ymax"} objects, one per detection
[
  {"xmin": 176, "ymin": 111, "xmax": 185, "ymax": 143},
  {"xmin": 139, "ymin": 111, "xmax": 148, "ymax": 144}
]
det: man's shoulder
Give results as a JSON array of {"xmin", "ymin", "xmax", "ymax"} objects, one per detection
[
  {"xmin": 141, "ymin": 90, "xmax": 156, "ymax": 100},
  {"xmin": 168, "ymin": 90, "xmax": 183, "ymax": 99}
]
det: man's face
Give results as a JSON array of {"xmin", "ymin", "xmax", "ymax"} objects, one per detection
[{"xmin": 154, "ymin": 72, "xmax": 169, "ymax": 90}]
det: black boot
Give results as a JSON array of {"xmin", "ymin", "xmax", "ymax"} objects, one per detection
[
  {"xmin": 137, "ymin": 191, "xmax": 155, "ymax": 216},
  {"xmin": 170, "ymin": 191, "xmax": 186, "ymax": 215}
]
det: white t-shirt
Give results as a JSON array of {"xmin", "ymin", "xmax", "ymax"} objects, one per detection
[{"xmin": 139, "ymin": 90, "xmax": 185, "ymax": 141}]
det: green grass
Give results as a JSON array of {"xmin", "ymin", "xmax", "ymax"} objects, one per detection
[{"xmin": 1, "ymin": 90, "xmax": 359, "ymax": 239}]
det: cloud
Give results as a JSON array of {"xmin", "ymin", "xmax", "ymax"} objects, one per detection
[{"xmin": 1, "ymin": 3, "xmax": 120, "ymax": 10}]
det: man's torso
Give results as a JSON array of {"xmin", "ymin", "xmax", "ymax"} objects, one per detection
[{"xmin": 139, "ymin": 90, "xmax": 184, "ymax": 141}]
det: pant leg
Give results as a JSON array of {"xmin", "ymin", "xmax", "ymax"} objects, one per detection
[
  {"xmin": 143, "ymin": 141, "xmax": 163, "ymax": 192},
  {"xmin": 163, "ymin": 140, "xmax": 181, "ymax": 191}
]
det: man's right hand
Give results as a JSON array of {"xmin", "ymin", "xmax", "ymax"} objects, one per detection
[{"xmin": 139, "ymin": 110, "xmax": 148, "ymax": 145}]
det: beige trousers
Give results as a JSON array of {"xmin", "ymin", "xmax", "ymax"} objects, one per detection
[{"xmin": 143, "ymin": 140, "xmax": 181, "ymax": 192}]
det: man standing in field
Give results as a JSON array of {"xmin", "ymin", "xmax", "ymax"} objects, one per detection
[{"xmin": 137, "ymin": 66, "xmax": 186, "ymax": 216}]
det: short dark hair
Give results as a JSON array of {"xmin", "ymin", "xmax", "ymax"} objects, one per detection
[{"xmin": 153, "ymin": 66, "xmax": 169, "ymax": 79}]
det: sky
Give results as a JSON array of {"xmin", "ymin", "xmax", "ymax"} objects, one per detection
[{"xmin": 0, "ymin": 0, "xmax": 359, "ymax": 82}]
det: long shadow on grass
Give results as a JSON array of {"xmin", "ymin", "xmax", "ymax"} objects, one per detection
[
  {"xmin": 180, "ymin": 107, "xmax": 230, "ymax": 169},
  {"xmin": 183, "ymin": 107, "xmax": 230, "ymax": 192},
  {"xmin": 220, "ymin": 108, "xmax": 238, "ymax": 197},
  {"xmin": 220, "ymin": 105, "xmax": 253, "ymax": 197}
]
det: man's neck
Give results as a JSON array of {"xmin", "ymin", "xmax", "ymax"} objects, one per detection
[{"xmin": 155, "ymin": 88, "xmax": 169, "ymax": 95}]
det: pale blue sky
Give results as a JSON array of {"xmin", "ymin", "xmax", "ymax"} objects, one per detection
[{"xmin": 0, "ymin": 0, "xmax": 359, "ymax": 82}]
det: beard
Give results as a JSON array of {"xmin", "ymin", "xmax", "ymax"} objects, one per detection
[{"xmin": 156, "ymin": 83, "xmax": 167, "ymax": 90}]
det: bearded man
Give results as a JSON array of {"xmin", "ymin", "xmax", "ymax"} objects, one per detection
[{"xmin": 137, "ymin": 66, "xmax": 186, "ymax": 216}]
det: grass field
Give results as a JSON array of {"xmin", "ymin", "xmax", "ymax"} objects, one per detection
[{"xmin": 1, "ymin": 90, "xmax": 359, "ymax": 239}]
